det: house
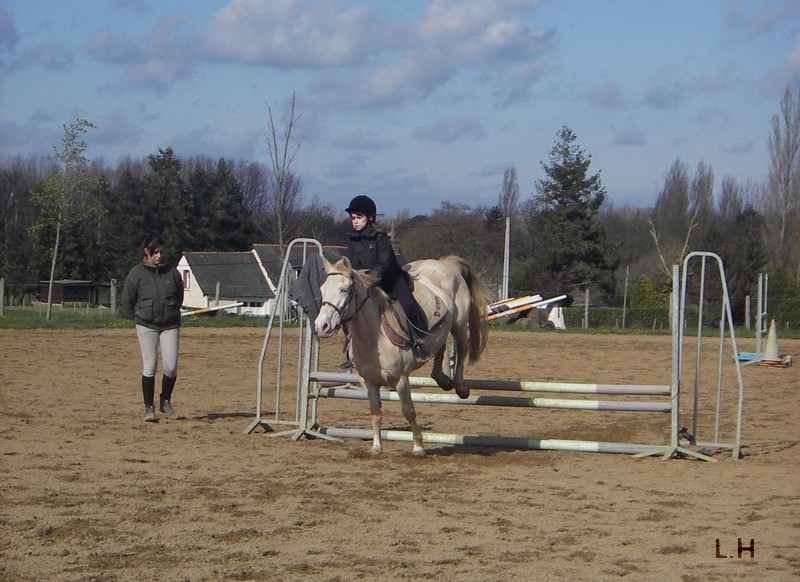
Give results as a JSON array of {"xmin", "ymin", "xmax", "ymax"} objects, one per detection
[
  {"xmin": 178, "ymin": 251, "xmax": 273, "ymax": 316},
  {"xmin": 178, "ymin": 244, "xmax": 345, "ymax": 317},
  {"xmin": 38, "ymin": 280, "xmax": 104, "ymax": 305}
]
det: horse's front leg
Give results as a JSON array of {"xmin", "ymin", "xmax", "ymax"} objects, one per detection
[
  {"xmin": 366, "ymin": 384, "xmax": 383, "ymax": 456},
  {"xmin": 396, "ymin": 376, "xmax": 425, "ymax": 457}
]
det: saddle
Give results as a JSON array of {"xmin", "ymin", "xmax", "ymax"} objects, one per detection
[{"xmin": 380, "ymin": 281, "xmax": 447, "ymax": 348}]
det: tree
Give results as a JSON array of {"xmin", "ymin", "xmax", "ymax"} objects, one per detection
[
  {"xmin": 30, "ymin": 119, "xmax": 102, "ymax": 320},
  {"xmin": 630, "ymin": 274, "xmax": 663, "ymax": 308},
  {"xmin": 765, "ymin": 86, "xmax": 800, "ymax": 275},
  {"xmin": 498, "ymin": 166, "xmax": 520, "ymax": 217},
  {"xmin": 523, "ymin": 125, "xmax": 618, "ymax": 296},
  {"xmin": 141, "ymin": 148, "xmax": 189, "ymax": 259},
  {"xmin": 648, "ymin": 159, "xmax": 714, "ymax": 277},
  {"xmin": 265, "ymin": 92, "xmax": 304, "ymax": 257},
  {"xmin": 0, "ymin": 155, "xmax": 47, "ymax": 302}
]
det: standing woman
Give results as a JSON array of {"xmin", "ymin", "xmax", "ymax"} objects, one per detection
[
  {"xmin": 343, "ymin": 195, "xmax": 430, "ymax": 360},
  {"xmin": 121, "ymin": 235, "xmax": 185, "ymax": 422}
]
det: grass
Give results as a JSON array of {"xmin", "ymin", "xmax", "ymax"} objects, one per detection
[
  {"xmin": 0, "ymin": 305, "xmax": 273, "ymax": 330},
  {"xmin": 4, "ymin": 304, "xmax": 797, "ymax": 339}
]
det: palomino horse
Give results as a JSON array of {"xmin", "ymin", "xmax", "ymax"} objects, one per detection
[{"xmin": 314, "ymin": 255, "xmax": 489, "ymax": 456}]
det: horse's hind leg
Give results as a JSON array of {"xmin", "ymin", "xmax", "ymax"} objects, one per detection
[
  {"xmin": 451, "ymin": 331, "xmax": 470, "ymax": 399},
  {"xmin": 396, "ymin": 376, "xmax": 425, "ymax": 457},
  {"xmin": 431, "ymin": 344, "xmax": 453, "ymax": 391},
  {"xmin": 366, "ymin": 384, "xmax": 383, "ymax": 456}
]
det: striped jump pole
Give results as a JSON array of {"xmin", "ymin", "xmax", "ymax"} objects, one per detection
[
  {"xmin": 310, "ymin": 371, "xmax": 670, "ymax": 396},
  {"xmin": 316, "ymin": 387, "xmax": 671, "ymax": 412},
  {"xmin": 315, "ymin": 427, "xmax": 660, "ymax": 455}
]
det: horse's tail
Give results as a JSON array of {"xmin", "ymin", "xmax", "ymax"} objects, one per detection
[{"xmin": 442, "ymin": 255, "xmax": 489, "ymax": 363}]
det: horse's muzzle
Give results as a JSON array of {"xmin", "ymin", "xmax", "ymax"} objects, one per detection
[{"xmin": 314, "ymin": 315, "xmax": 337, "ymax": 338}]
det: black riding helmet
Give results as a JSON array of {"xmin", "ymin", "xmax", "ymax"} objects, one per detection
[{"xmin": 346, "ymin": 195, "xmax": 377, "ymax": 219}]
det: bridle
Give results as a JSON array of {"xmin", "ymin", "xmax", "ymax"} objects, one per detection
[{"xmin": 318, "ymin": 270, "xmax": 370, "ymax": 329}]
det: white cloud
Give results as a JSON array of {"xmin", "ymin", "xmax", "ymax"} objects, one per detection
[
  {"xmin": 0, "ymin": 4, "xmax": 19, "ymax": 53},
  {"xmin": 86, "ymin": 12, "xmax": 198, "ymax": 91},
  {"xmin": 721, "ymin": 0, "xmax": 800, "ymax": 38},
  {"xmin": 721, "ymin": 138, "xmax": 754, "ymax": 154},
  {"xmin": 587, "ymin": 79, "xmax": 624, "ymax": 109},
  {"xmin": 333, "ymin": 129, "xmax": 394, "ymax": 151},
  {"xmin": 694, "ymin": 104, "xmax": 733, "ymax": 127},
  {"xmin": 16, "ymin": 43, "xmax": 74, "ymax": 70},
  {"xmin": 612, "ymin": 127, "xmax": 646, "ymax": 146},
  {"xmin": 788, "ymin": 31, "xmax": 800, "ymax": 85},
  {"xmin": 203, "ymin": 0, "xmax": 385, "ymax": 68},
  {"xmin": 640, "ymin": 64, "xmax": 684, "ymax": 109},
  {"xmin": 314, "ymin": 0, "xmax": 554, "ymax": 109},
  {"xmin": 413, "ymin": 117, "xmax": 486, "ymax": 143}
]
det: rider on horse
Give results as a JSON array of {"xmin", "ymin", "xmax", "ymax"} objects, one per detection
[{"xmin": 343, "ymin": 195, "xmax": 430, "ymax": 361}]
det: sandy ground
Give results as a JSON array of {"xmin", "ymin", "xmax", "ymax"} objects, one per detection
[{"xmin": 1, "ymin": 326, "xmax": 798, "ymax": 581}]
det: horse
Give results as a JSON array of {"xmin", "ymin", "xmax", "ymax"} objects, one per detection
[{"xmin": 314, "ymin": 254, "xmax": 489, "ymax": 457}]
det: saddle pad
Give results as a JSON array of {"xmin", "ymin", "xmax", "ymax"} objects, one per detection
[{"xmin": 380, "ymin": 282, "xmax": 448, "ymax": 347}]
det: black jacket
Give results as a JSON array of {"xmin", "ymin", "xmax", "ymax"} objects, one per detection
[{"xmin": 344, "ymin": 224, "xmax": 404, "ymax": 291}]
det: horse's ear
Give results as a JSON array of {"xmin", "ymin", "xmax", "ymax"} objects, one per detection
[{"xmin": 339, "ymin": 255, "xmax": 351, "ymax": 270}]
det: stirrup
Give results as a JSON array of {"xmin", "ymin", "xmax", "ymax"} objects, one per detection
[{"xmin": 412, "ymin": 342, "xmax": 431, "ymax": 361}]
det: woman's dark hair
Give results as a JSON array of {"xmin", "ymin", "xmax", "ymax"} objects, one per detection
[{"xmin": 139, "ymin": 235, "xmax": 165, "ymax": 261}]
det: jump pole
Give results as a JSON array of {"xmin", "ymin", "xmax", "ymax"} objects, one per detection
[
  {"xmin": 315, "ymin": 427, "xmax": 660, "ymax": 455},
  {"xmin": 246, "ymin": 241, "xmax": 744, "ymax": 461},
  {"xmin": 311, "ymin": 371, "xmax": 670, "ymax": 396}
]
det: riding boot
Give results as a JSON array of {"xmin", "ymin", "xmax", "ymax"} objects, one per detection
[
  {"xmin": 142, "ymin": 375, "xmax": 157, "ymax": 422},
  {"xmin": 409, "ymin": 314, "xmax": 431, "ymax": 361},
  {"xmin": 339, "ymin": 332, "xmax": 353, "ymax": 369},
  {"xmin": 412, "ymin": 336, "xmax": 431, "ymax": 361},
  {"xmin": 159, "ymin": 375, "xmax": 184, "ymax": 420}
]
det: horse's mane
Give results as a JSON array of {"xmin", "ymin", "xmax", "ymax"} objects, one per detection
[
  {"xmin": 352, "ymin": 266, "xmax": 380, "ymax": 290},
  {"xmin": 335, "ymin": 259, "xmax": 386, "ymax": 301}
]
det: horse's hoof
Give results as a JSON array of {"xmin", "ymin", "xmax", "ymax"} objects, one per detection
[
  {"xmin": 433, "ymin": 376, "xmax": 453, "ymax": 390},
  {"xmin": 369, "ymin": 447, "xmax": 382, "ymax": 457},
  {"xmin": 412, "ymin": 448, "xmax": 427, "ymax": 458},
  {"xmin": 455, "ymin": 386, "xmax": 470, "ymax": 399}
]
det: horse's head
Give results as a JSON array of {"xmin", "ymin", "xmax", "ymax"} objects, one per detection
[{"xmin": 314, "ymin": 256, "xmax": 355, "ymax": 338}]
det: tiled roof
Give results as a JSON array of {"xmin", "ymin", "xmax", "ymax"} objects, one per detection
[{"xmin": 183, "ymin": 252, "xmax": 273, "ymax": 301}]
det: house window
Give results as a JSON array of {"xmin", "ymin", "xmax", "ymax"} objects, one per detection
[{"xmin": 181, "ymin": 270, "xmax": 190, "ymax": 290}]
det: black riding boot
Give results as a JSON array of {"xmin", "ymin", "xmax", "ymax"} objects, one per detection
[
  {"xmin": 159, "ymin": 375, "xmax": 183, "ymax": 420},
  {"xmin": 142, "ymin": 375, "xmax": 157, "ymax": 422}
]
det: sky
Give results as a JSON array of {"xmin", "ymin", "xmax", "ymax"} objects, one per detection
[{"xmin": 1, "ymin": 0, "xmax": 799, "ymax": 216}]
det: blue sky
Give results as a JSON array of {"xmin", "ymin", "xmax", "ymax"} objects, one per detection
[{"xmin": 1, "ymin": 0, "xmax": 799, "ymax": 216}]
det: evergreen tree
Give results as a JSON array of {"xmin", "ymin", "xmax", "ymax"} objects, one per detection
[
  {"xmin": 142, "ymin": 148, "xmax": 189, "ymax": 261},
  {"xmin": 525, "ymin": 126, "xmax": 618, "ymax": 296},
  {"xmin": 209, "ymin": 159, "xmax": 257, "ymax": 250}
]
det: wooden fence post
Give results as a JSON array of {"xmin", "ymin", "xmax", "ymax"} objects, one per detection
[{"xmin": 110, "ymin": 279, "xmax": 117, "ymax": 315}]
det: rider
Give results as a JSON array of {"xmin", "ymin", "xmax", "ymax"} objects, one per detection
[{"xmin": 343, "ymin": 195, "xmax": 430, "ymax": 361}]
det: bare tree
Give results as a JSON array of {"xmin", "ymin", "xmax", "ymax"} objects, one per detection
[
  {"xmin": 498, "ymin": 166, "xmax": 520, "ymax": 217},
  {"xmin": 649, "ymin": 159, "xmax": 692, "ymax": 277},
  {"xmin": 765, "ymin": 86, "xmax": 800, "ymax": 274},
  {"xmin": 265, "ymin": 92, "xmax": 304, "ymax": 258},
  {"xmin": 648, "ymin": 160, "xmax": 713, "ymax": 277},
  {"xmin": 690, "ymin": 160, "xmax": 715, "ymax": 225},
  {"xmin": 718, "ymin": 175, "xmax": 744, "ymax": 223}
]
